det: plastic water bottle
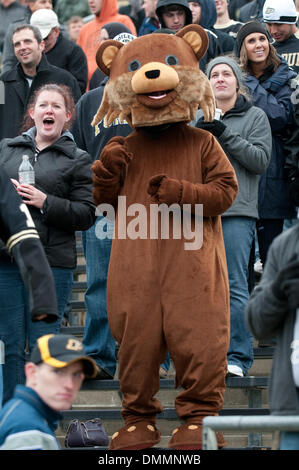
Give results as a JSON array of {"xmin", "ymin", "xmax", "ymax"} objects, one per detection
[{"xmin": 18, "ymin": 154, "xmax": 35, "ymax": 185}]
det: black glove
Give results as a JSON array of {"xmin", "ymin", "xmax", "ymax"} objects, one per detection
[
  {"xmin": 195, "ymin": 118, "xmax": 226, "ymax": 138},
  {"xmin": 272, "ymin": 257, "xmax": 299, "ymax": 310}
]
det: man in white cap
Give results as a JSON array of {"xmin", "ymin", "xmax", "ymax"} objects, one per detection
[
  {"xmin": 263, "ymin": 0, "xmax": 299, "ymax": 73},
  {"xmin": 30, "ymin": 9, "xmax": 88, "ymax": 93}
]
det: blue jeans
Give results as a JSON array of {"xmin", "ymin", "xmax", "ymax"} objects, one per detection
[
  {"xmin": 222, "ymin": 217, "xmax": 255, "ymax": 375},
  {"xmin": 161, "ymin": 353, "xmax": 171, "ymax": 373},
  {"xmin": 280, "ymin": 432, "xmax": 299, "ymax": 449},
  {"xmin": 0, "ymin": 341, "xmax": 3, "ymax": 410},
  {"xmin": 0, "ymin": 366, "xmax": 2, "ymax": 411},
  {"xmin": 81, "ymin": 217, "xmax": 117, "ymax": 378},
  {"xmin": 0, "ymin": 263, "xmax": 73, "ymax": 405}
]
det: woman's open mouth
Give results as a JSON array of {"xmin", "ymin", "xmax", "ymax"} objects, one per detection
[{"xmin": 43, "ymin": 117, "xmax": 55, "ymax": 129}]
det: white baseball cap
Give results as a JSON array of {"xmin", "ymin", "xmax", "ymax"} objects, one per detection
[
  {"xmin": 263, "ymin": 0, "xmax": 297, "ymax": 24},
  {"xmin": 30, "ymin": 9, "xmax": 59, "ymax": 39}
]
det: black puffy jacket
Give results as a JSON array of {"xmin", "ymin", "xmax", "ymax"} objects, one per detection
[{"xmin": 0, "ymin": 129, "xmax": 96, "ymax": 268}]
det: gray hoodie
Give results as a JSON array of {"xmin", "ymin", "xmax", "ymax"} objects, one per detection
[{"xmin": 194, "ymin": 95, "xmax": 272, "ymax": 219}]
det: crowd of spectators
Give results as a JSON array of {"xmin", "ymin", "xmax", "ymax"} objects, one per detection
[{"xmin": 1, "ymin": 0, "xmax": 299, "ymax": 450}]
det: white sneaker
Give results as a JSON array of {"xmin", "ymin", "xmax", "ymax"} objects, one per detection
[{"xmin": 227, "ymin": 364, "xmax": 244, "ymax": 377}]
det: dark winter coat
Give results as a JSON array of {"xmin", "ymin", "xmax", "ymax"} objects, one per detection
[
  {"xmin": 46, "ymin": 33, "xmax": 88, "ymax": 94},
  {"xmin": 72, "ymin": 78, "xmax": 133, "ymax": 160},
  {"xmin": 239, "ymin": 0, "xmax": 266, "ymax": 22},
  {"xmin": 0, "ymin": 54, "xmax": 81, "ymax": 140},
  {"xmin": 0, "ymin": 129, "xmax": 95, "ymax": 269},
  {"xmin": 245, "ymin": 59, "xmax": 297, "ymax": 219}
]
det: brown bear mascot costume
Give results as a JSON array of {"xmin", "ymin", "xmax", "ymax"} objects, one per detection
[{"xmin": 91, "ymin": 25, "xmax": 238, "ymax": 450}]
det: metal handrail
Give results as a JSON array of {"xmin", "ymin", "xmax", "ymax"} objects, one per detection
[{"xmin": 202, "ymin": 415, "xmax": 299, "ymax": 449}]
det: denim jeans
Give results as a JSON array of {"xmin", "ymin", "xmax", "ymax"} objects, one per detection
[
  {"xmin": 0, "ymin": 263, "xmax": 73, "ymax": 405},
  {"xmin": 222, "ymin": 216, "xmax": 255, "ymax": 375},
  {"xmin": 161, "ymin": 353, "xmax": 170, "ymax": 373},
  {"xmin": 0, "ymin": 366, "xmax": 2, "ymax": 410},
  {"xmin": 0, "ymin": 342, "xmax": 3, "ymax": 410},
  {"xmin": 81, "ymin": 217, "xmax": 117, "ymax": 378}
]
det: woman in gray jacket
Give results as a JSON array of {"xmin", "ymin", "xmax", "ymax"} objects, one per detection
[{"xmin": 196, "ymin": 56, "xmax": 272, "ymax": 377}]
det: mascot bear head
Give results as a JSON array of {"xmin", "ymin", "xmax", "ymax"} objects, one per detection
[{"xmin": 92, "ymin": 25, "xmax": 215, "ymax": 128}]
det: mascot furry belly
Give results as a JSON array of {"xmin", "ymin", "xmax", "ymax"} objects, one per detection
[{"xmin": 92, "ymin": 25, "xmax": 238, "ymax": 450}]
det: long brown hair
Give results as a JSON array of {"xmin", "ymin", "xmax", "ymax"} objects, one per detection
[
  {"xmin": 20, "ymin": 84, "xmax": 76, "ymax": 133},
  {"xmin": 239, "ymin": 40, "xmax": 281, "ymax": 76}
]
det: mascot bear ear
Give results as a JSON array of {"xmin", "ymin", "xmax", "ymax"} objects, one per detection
[
  {"xmin": 176, "ymin": 24, "xmax": 209, "ymax": 61},
  {"xmin": 96, "ymin": 39, "xmax": 124, "ymax": 76}
]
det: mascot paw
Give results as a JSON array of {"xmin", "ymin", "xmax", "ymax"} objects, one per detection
[
  {"xmin": 148, "ymin": 174, "xmax": 182, "ymax": 205},
  {"xmin": 99, "ymin": 136, "xmax": 133, "ymax": 176},
  {"xmin": 109, "ymin": 422, "xmax": 161, "ymax": 450},
  {"xmin": 168, "ymin": 423, "xmax": 226, "ymax": 450}
]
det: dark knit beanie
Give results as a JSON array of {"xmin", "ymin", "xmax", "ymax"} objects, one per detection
[
  {"xmin": 206, "ymin": 56, "xmax": 243, "ymax": 89},
  {"xmin": 236, "ymin": 21, "xmax": 270, "ymax": 56},
  {"xmin": 102, "ymin": 22, "xmax": 132, "ymax": 39}
]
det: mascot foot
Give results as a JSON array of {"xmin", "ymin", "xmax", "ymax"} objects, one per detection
[
  {"xmin": 109, "ymin": 422, "xmax": 161, "ymax": 450},
  {"xmin": 168, "ymin": 423, "xmax": 226, "ymax": 450}
]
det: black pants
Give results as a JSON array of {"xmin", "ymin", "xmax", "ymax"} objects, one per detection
[{"xmin": 256, "ymin": 218, "xmax": 284, "ymax": 267}]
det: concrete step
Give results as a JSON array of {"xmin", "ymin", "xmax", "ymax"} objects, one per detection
[
  {"xmin": 62, "ymin": 243, "xmax": 272, "ymax": 449},
  {"xmin": 56, "ymin": 407, "xmax": 273, "ymax": 450},
  {"xmin": 56, "ymin": 373, "xmax": 271, "ymax": 450},
  {"xmin": 56, "ymin": 433, "xmax": 274, "ymax": 450}
]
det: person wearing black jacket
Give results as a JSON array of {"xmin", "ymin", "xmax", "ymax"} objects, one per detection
[
  {"xmin": 0, "ymin": 166, "xmax": 58, "ymax": 407},
  {"xmin": 0, "ymin": 82, "xmax": 95, "ymax": 404},
  {"xmin": 239, "ymin": 0, "xmax": 266, "ymax": 22},
  {"xmin": 72, "ymin": 77, "xmax": 132, "ymax": 380},
  {"xmin": 0, "ymin": 24, "xmax": 81, "ymax": 140},
  {"xmin": 30, "ymin": 9, "xmax": 88, "ymax": 93},
  {"xmin": 1, "ymin": 0, "xmax": 69, "ymax": 73},
  {"xmin": 0, "ymin": 167, "xmax": 58, "ymax": 323},
  {"xmin": 45, "ymin": 31, "xmax": 87, "ymax": 93}
]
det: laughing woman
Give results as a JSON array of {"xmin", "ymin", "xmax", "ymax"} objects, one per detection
[
  {"xmin": 0, "ymin": 83, "xmax": 95, "ymax": 404},
  {"xmin": 236, "ymin": 21, "xmax": 297, "ymax": 267}
]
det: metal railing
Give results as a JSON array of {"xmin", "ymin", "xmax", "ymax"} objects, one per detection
[{"xmin": 202, "ymin": 415, "xmax": 299, "ymax": 449}]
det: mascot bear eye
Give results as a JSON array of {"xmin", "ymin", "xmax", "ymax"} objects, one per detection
[
  {"xmin": 128, "ymin": 60, "xmax": 141, "ymax": 72},
  {"xmin": 165, "ymin": 55, "xmax": 178, "ymax": 66}
]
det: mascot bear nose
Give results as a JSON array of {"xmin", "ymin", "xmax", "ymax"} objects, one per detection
[
  {"xmin": 145, "ymin": 70, "xmax": 160, "ymax": 79},
  {"xmin": 131, "ymin": 61, "xmax": 179, "ymax": 94}
]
